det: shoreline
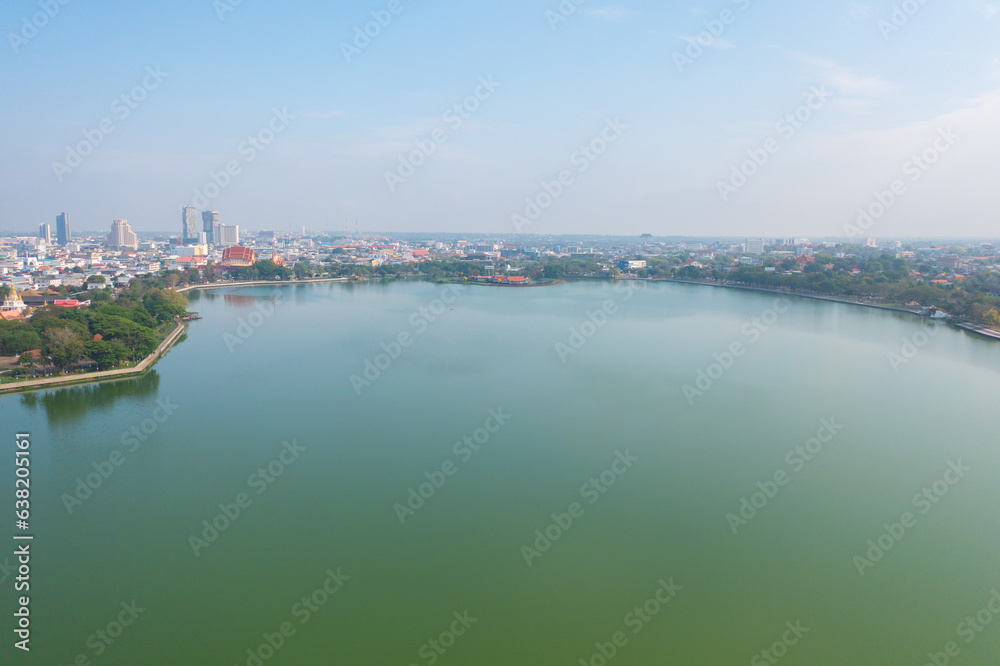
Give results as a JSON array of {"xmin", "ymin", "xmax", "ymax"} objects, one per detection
[
  {"xmin": 654, "ymin": 278, "xmax": 924, "ymax": 314},
  {"xmin": 0, "ymin": 278, "xmax": 349, "ymax": 395},
  {"xmin": 176, "ymin": 277, "xmax": 350, "ymax": 293},
  {"xmin": 464, "ymin": 279, "xmax": 565, "ymax": 288},
  {"xmin": 3, "ymin": 276, "xmax": 995, "ymax": 395},
  {"xmin": 0, "ymin": 319, "xmax": 187, "ymax": 395},
  {"xmin": 952, "ymin": 321, "xmax": 1000, "ymax": 341},
  {"xmin": 656, "ymin": 278, "xmax": 1000, "ymax": 342}
]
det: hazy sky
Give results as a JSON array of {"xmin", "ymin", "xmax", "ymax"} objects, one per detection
[{"xmin": 1, "ymin": 0, "xmax": 997, "ymax": 238}]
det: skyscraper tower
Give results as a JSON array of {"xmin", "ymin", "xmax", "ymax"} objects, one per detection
[
  {"xmin": 182, "ymin": 206, "xmax": 198, "ymax": 243},
  {"xmin": 203, "ymin": 210, "xmax": 219, "ymax": 244},
  {"xmin": 39, "ymin": 223, "xmax": 51, "ymax": 243},
  {"xmin": 56, "ymin": 212, "xmax": 71, "ymax": 245},
  {"xmin": 107, "ymin": 219, "xmax": 138, "ymax": 250}
]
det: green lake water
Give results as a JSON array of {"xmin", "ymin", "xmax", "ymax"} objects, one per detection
[{"xmin": 2, "ymin": 280, "xmax": 999, "ymax": 665}]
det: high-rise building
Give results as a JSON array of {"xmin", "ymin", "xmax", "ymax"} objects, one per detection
[
  {"xmin": 182, "ymin": 206, "xmax": 198, "ymax": 243},
  {"xmin": 107, "ymin": 219, "xmax": 138, "ymax": 250},
  {"xmin": 745, "ymin": 238, "xmax": 765, "ymax": 254},
  {"xmin": 213, "ymin": 223, "xmax": 240, "ymax": 247},
  {"xmin": 56, "ymin": 212, "xmax": 71, "ymax": 245},
  {"xmin": 203, "ymin": 210, "xmax": 219, "ymax": 243},
  {"xmin": 39, "ymin": 223, "xmax": 51, "ymax": 243}
]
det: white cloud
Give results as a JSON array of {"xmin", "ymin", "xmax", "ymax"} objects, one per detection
[{"xmin": 792, "ymin": 53, "xmax": 898, "ymax": 97}]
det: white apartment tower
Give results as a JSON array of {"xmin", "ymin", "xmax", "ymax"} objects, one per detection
[{"xmin": 107, "ymin": 219, "xmax": 138, "ymax": 250}]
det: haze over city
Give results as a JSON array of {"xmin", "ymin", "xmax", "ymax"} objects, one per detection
[{"xmin": 2, "ymin": 0, "xmax": 998, "ymax": 238}]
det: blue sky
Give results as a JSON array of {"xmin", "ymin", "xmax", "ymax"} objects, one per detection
[{"xmin": 1, "ymin": 0, "xmax": 997, "ymax": 237}]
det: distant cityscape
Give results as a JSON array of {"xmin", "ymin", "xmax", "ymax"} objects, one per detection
[{"xmin": 1, "ymin": 209, "xmax": 998, "ymax": 302}]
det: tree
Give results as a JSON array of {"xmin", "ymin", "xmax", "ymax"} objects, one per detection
[
  {"xmin": 90, "ymin": 288, "xmax": 113, "ymax": 303},
  {"xmin": 84, "ymin": 339, "xmax": 130, "ymax": 370},
  {"xmin": 0, "ymin": 322, "xmax": 42, "ymax": 356},
  {"xmin": 983, "ymin": 308, "xmax": 1000, "ymax": 328},
  {"xmin": 45, "ymin": 327, "xmax": 85, "ymax": 373},
  {"xmin": 17, "ymin": 351, "xmax": 37, "ymax": 374},
  {"xmin": 144, "ymin": 290, "xmax": 188, "ymax": 322}
]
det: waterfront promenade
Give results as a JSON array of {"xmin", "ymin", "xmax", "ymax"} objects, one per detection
[
  {"xmin": 0, "ymin": 278, "xmax": 351, "ymax": 394},
  {"xmin": 176, "ymin": 277, "xmax": 349, "ymax": 293},
  {"xmin": 953, "ymin": 321, "xmax": 1000, "ymax": 341},
  {"xmin": 0, "ymin": 319, "xmax": 186, "ymax": 395},
  {"xmin": 658, "ymin": 278, "xmax": 924, "ymax": 315}
]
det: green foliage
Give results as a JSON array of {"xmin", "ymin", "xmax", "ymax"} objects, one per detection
[
  {"xmin": 143, "ymin": 289, "xmax": 188, "ymax": 323},
  {"xmin": 32, "ymin": 316, "xmax": 89, "ymax": 338},
  {"xmin": 90, "ymin": 302, "xmax": 157, "ymax": 328},
  {"xmin": 0, "ymin": 322, "xmax": 43, "ymax": 355},
  {"xmin": 227, "ymin": 260, "xmax": 294, "ymax": 281},
  {"xmin": 44, "ymin": 327, "xmax": 85, "ymax": 372},
  {"xmin": 84, "ymin": 339, "xmax": 130, "ymax": 370},
  {"xmin": 1, "ymin": 278, "xmax": 181, "ymax": 371}
]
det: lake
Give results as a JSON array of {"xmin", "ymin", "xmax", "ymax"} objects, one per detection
[{"xmin": 2, "ymin": 280, "xmax": 999, "ymax": 664}]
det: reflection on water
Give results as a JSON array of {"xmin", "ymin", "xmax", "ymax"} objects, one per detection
[
  {"xmin": 19, "ymin": 371, "xmax": 160, "ymax": 426},
  {"xmin": 223, "ymin": 293, "xmax": 261, "ymax": 308}
]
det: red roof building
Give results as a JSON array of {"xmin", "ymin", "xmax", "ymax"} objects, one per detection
[{"xmin": 221, "ymin": 246, "xmax": 256, "ymax": 267}]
